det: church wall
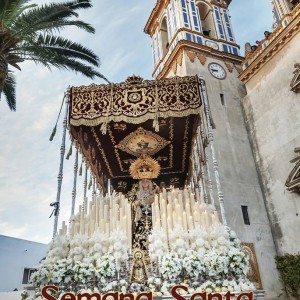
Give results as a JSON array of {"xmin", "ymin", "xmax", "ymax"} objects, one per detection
[
  {"xmin": 164, "ymin": 52, "xmax": 283, "ymax": 299},
  {"xmin": 242, "ymin": 32, "xmax": 300, "ymax": 256}
]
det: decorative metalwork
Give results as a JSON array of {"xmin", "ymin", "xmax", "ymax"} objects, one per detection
[
  {"xmin": 242, "ymin": 242, "xmax": 263, "ymax": 289},
  {"xmin": 291, "ymin": 63, "xmax": 300, "ymax": 93},
  {"xmin": 71, "ymin": 148, "xmax": 79, "ymax": 216},
  {"xmin": 53, "ymin": 89, "xmax": 70, "ymax": 238},
  {"xmin": 285, "ymin": 147, "xmax": 300, "ymax": 193},
  {"xmin": 198, "ymin": 76, "xmax": 227, "ymax": 226}
]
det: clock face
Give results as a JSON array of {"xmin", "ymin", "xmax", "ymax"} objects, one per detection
[{"xmin": 208, "ymin": 63, "xmax": 226, "ymax": 80}]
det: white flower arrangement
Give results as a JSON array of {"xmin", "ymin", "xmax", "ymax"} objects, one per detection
[
  {"xmin": 148, "ymin": 227, "xmax": 168, "ymax": 260},
  {"xmin": 43, "ymin": 235, "xmax": 70, "ymax": 265},
  {"xmin": 161, "ymin": 253, "xmax": 183, "ymax": 282},
  {"xmin": 88, "ymin": 232, "xmax": 109, "ymax": 261},
  {"xmin": 30, "ymin": 209, "xmax": 255, "ymax": 297},
  {"xmin": 108, "ymin": 230, "xmax": 129, "ymax": 261},
  {"xmin": 147, "ymin": 277, "xmax": 162, "ymax": 292},
  {"xmin": 147, "ymin": 222, "xmax": 256, "ymax": 295},
  {"xmin": 73, "ymin": 260, "xmax": 94, "ymax": 284},
  {"xmin": 94, "ymin": 255, "xmax": 116, "ymax": 283},
  {"xmin": 182, "ymin": 250, "xmax": 205, "ymax": 280},
  {"xmin": 168, "ymin": 226, "xmax": 189, "ymax": 257},
  {"xmin": 69, "ymin": 234, "xmax": 89, "ymax": 262}
]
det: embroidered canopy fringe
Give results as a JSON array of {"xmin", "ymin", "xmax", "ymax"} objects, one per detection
[{"xmin": 69, "ymin": 76, "xmax": 202, "ymax": 128}]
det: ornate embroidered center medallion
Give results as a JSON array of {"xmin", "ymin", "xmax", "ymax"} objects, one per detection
[{"xmin": 116, "ymin": 127, "xmax": 170, "ymax": 157}]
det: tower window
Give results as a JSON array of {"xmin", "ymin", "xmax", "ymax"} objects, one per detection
[
  {"xmin": 160, "ymin": 17, "xmax": 169, "ymax": 56},
  {"xmin": 241, "ymin": 206, "xmax": 250, "ymax": 225},
  {"xmin": 220, "ymin": 94, "xmax": 225, "ymax": 106},
  {"xmin": 197, "ymin": 2, "xmax": 217, "ymax": 39}
]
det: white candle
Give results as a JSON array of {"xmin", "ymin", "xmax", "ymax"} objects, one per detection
[
  {"xmin": 182, "ymin": 212, "xmax": 188, "ymax": 231},
  {"xmin": 167, "ymin": 203, "xmax": 173, "ymax": 229},
  {"xmin": 213, "ymin": 210, "xmax": 220, "ymax": 224},
  {"xmin": 74, "ymin": 223, "xmax": 80, "ymax": 236}
]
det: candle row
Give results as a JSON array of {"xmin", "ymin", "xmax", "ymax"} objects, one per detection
[
  {"xmin": 59, "ymin": 193, "xmax": 132, "ymax": 248},
  {"xmin": 152, "ymin": 187, "xmax": 220, "ymax": 239}
]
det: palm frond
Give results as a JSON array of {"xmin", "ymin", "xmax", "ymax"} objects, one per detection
[
  {"xmin": 15, "ymin": 34, "xmax": 99, "ymax": 66},
  {"xmin": 2, "ymin": 71, "xmax": 16, "ymax": 111},
  {"xmin": 9, "ymin": 3, "xmax": 96, "ymax": 38},
  {"xmin": 10, "ymin": 4, "xmax": 78, "ymax": 36},
  {"xmin": 0, "ymin": 0, "xmax": 109, "ymax": 110},
  {"xmin": 59, "ymin": 0, "xmax": 93, "ymax": 11},
  {"xmin": 22, "ymin": 53, "xmax": 109, "ymax": 82},
  {"xmin": 0, "ymin": 0, "xmax": 32, "ymax": 24},
  {"xmin": 7, "ymin": 54, "xmax": 23, "ymax": 70},
  {"xmin": 5, "ymin": 4, "xmax": 38, "ymax": 27}
]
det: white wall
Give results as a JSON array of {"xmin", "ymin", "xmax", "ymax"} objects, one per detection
[
  {"xmin": 0, "ymin": 235, "xmax": 47, "ymax": 292},
  {"xmin": 242, "ymin": 32, "xmax": 300, "ymax": 255}
]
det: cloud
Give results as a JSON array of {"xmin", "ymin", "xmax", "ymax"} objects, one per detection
[{"xmin": 0, "ymin": 222, "xmax": 29, "ymax": 238}]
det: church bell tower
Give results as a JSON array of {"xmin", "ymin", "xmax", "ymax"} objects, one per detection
[
  {"xmin": 144, "ymin": 0, "xmax": 242, "ymax": 79},
  {"xmin": 145, "ymin": 1, "xmax": 283, "ymax": 299}
]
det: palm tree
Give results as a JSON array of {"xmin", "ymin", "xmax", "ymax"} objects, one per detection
[{"xmin": 0, "ymin": 0, "xmax": 108, "ymax": 111}]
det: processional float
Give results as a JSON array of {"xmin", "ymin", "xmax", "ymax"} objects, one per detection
[{"xmin": 29, "ymin": 75, "xmax": 258, "ymax": 298}]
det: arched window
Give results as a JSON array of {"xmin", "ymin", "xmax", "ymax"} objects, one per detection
[
  {"xmin": 160, "ymin": 17, "xmax": 169, "ymax": 56},
  {"xmin": 196, "ymin": 1, "xmax": 217, "ymax": 39}
]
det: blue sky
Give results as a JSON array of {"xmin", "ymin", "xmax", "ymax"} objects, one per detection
[{"xmin": 0, "ymin": 0, "xmax": 273, "ymax": 243}]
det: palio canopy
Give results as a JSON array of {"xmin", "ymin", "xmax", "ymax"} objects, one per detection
[{"xmin": 69, "ymin": 75, "xmax": 202, "ymax": 192}]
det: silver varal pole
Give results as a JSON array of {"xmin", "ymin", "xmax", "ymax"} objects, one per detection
[
  {"xmin": 198, "ymin": 76, "xmax": 227, "ymax": 226},
  {"xmin": 53, "ymin": 90, "xmax": 70, "ymax": 238},
  {"xmin": 71, "ymin": 148, "xmax": 79, "ymax": 216}
]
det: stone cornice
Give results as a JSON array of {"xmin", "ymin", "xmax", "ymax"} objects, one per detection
[
  {"xmin": 239, "ymin": 7, "xmax": 300, "ymax": 83},
  {"xmin": 145, "ymin": 0, "xmax": 169, "ymax": 36},
  {"xmin": 155, "ymin": 40, "xmax": 244, "ymax": 79},
  {"xmin": 152, "ymin": 28, "xmax": 241, "ymax": 77}
]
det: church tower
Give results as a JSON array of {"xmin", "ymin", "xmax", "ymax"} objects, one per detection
[
  {"xmin": 145, "ymin": 1, "xmax": 283, "ymax": 299},
  {"xmin": 272, "ymin": 0, "xmax": 297, "ymax": 26}
]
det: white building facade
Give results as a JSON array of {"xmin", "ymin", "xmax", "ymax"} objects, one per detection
[{"xmin": 0, "ymin": 235, "xmax": 47, "ymax": 292}]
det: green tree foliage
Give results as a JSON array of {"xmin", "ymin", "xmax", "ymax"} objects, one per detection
[
  {"xmin": 0, "ymin": 0, "xmax": 108, "ymax": 111},
  {"xmin": 276, "ymin": 254, "xmax": 300, "ymax": 299}
]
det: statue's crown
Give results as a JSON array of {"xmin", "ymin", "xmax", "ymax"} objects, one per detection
[{"xmin": 130, "ymin": 155, "xmax": 160, "ymax": 179}]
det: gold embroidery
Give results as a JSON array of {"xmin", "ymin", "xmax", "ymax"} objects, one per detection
[
  {"xmin": 70, "ymin": 76, "xmax": 201, "ymax": 127},
  {"xmin": 91, "ymin": 127, "xmax": 114, "ymax": 177},
  {"xmin": 116, "ymin": 127, "xmax": 170, "ymax": 157}
]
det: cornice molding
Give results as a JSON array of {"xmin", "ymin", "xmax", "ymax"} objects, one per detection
[
  {"xmin": 152, "ymin": 29, "xmax": 241, "ymax": 77},
  {"xmin": 239, "ymin": 9, "xmax": 300, "ymax": 83},
  {"xmin": 145, "ymin": 0, "xmax": 170, "ymax": 36},
  {"xmin": 155, "ymin": 40, "xmax": 243, "ymax": 79}
]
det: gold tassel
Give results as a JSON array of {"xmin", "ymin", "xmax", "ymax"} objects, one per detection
[
  {"xmin": 100, "ymin": 122, "xmax": 107, "ymax": 135},
  {"xmin": 153, "ymin": 118, "xmax": 160, "ymax": 132},
  {"xmin": 49, "ymin": 125, "xmax": 57, "ymax": 141},
  {"xmin": 66, "ymin": 143, "xmax": 73, "ymax": 160}
]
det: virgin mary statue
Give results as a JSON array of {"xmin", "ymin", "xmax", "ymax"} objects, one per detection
[{"xmin": 132, "ymin": 179, "xmax": 155, "ymax": 250}]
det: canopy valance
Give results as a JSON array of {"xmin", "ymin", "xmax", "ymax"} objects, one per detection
[{"xmin": 70, "ymin": 75, "xmax": 202, "ymax": 129}]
